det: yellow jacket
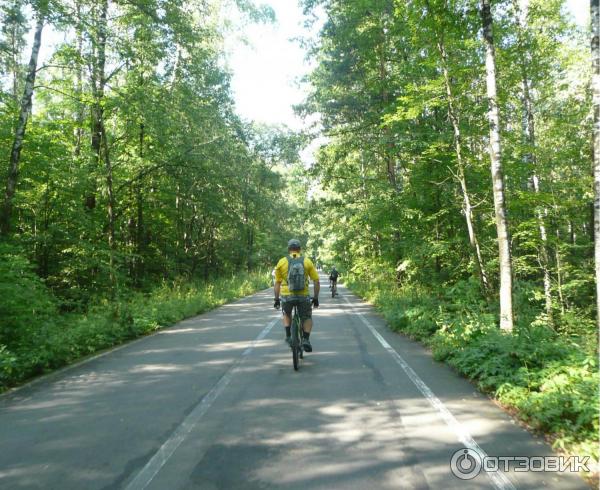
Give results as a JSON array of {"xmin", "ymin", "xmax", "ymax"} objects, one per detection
[{"xmin": 274, "ymin": 252, "xmax": 319, "ymax": 296}]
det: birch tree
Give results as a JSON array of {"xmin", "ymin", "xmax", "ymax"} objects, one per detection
[
  {"xmin": 592, "ymin": 0, "xmax": 600, "ymax": 331},
  {"xmin": 0, "ymin": 6, "xmax": 45, "ymax": 236},
  {"xmin": 480, "ymin": 0, "xmax": 513, "ymax": 331}
]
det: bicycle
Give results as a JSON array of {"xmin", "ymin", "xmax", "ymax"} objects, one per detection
[
  {"xmin": 331, "ymin": 281, "xmax": 337, "ymax": 298},
  {"xmin": 289, "ymin": 297, "xmax": 311, "ymax": 371}
]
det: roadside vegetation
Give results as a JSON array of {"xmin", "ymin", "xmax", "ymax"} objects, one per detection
[{"xmin": 0, "ymin": 249, "xmax": 270, "ymax": 390}]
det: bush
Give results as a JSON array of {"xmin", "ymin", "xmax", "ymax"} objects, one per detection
[
  {"xmin": 0, "ymin": 244, "xmax": 57, "ymax": 346},
  {"xmin": 0, "ymin": 345, "xmax": 16, "ymax": 385}
]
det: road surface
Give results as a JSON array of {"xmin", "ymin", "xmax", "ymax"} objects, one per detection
[{"xmin": 0, "ymin": 277, "xmax": 591, "ymax": 489}]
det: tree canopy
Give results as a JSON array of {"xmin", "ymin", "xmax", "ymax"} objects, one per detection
[{"xmin": 0, "ymin": 0, "xmax": 302, "ymax": 308}]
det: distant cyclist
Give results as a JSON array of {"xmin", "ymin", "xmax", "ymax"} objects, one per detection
[
  {"xmin": 329, "ymin": 266, "xmax": 339, "ymax": 292},
  {"xmin": 273, "ymin": 239, "xmax": 320, "ymax": 352}
]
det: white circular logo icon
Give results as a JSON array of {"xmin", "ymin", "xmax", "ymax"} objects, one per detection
[{"xmin": 450, "ymin": 448, "xmax": 482, "ymax": 480}]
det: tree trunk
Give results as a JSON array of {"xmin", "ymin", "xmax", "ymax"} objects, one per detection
[
  {"xmin": 480, "ymin": 0, "xmax": 514, "ymax": 331},
  {"xmin": 523, "ymin": 116, "xmax": 553, "ymax": 324},
  {"xmin": 38, "ymin": 169, "xmax": 51, "ymax": 278},
  {"xmin": 11, "ymin": 23, "xmax": 18, "ymax": 102},
  {"xmin": 247, "ymin": 226, "xmax": 254, "ymax": 272},
  {"xmin": 434, "ymin": 185, "xmax": 442, "ymax": 275},
  {"xmin": 555, "ymin": 228, "xmax": 567, "ymax": 314},
  {"xmin": 135, "ymin": 124, "xmax": 145, "ymax": 284},
  {"xmin": 91, "ymin": 0, "xmax": 116, "ymax": 290},
  {"xmin": 87, "ymin": 0, "xmax": 109, "ymax": 210},
  {"xmin": 378, "ymin": 5, "xmax": 399, "ymax": 192},
  {"xmin": 435, "ymin": 36, "xmax": 490, "ymax": 295},
  {"xmin": 204, "ymin": 225, "xmax": 216, "ymax": 281},
  {"xmin": 512, "ymin": 0, "xmax": 554, "ymax": 324},
  {"xmin": 0, "ymin": 14, "xmax": 44, "ymax": 236},
  {"xmin": 101, "ymin": 118, "xmax": 116, "ymax": 290},
  {"xmin": 171, "ymin": 44, "xmax": 182, "ymax": 90},
  {"xmin": 74, "ymin": 0, "xmax": 84, "ymax": 158},
  {"xmin": 592, "ymin": 0, "xmax": 600, "ymax": 331},
  {"xmin": 589, "ymin": 201, "xmax": 594, "ymax": 242},
  {"xmin": 8, "ymin": 4, "xmax": 24, "ymax": 103},
  {"xmin": 135, "ymin": 185, "xmax": 144, "ymax": 284}
]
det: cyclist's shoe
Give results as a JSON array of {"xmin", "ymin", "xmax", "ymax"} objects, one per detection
[
  {"xmin": 285, "ymin": 336, "xmax": 292, "ymax": 347},
  {"xmin": 302, "ymin": 338, "xmax": 313, "ymax": 352}
]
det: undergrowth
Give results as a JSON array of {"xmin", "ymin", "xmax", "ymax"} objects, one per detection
[{"xmin": 0, "ymin": 261, "xmax": 270, "ymax": 391}]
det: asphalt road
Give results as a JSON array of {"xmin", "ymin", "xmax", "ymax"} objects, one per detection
[{"xmin": 0, "ymin": 277, "xmax": 591, "ymax": 489}]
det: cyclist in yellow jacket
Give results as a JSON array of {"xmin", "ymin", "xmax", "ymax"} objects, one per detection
[{"xmin": 273, "ymin": 239, "xmax": 320, "ymax": 351}]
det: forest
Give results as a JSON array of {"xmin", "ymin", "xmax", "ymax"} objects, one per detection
[
  {"xmin": 0, "ymin": 0, "xmax": 304, "ymax": 389},
  {"xmin": 0, "ymin": 0, "xmax": 598, "ymax": 475}
]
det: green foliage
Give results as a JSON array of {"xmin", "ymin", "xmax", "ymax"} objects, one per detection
[
  {"xmin": 0, "ymin": 244, "xmax": 57, "ymax": 345},
  {"xmin": 0, "ymin": 0, "xmax": 303, "ymax": 394},
  {"xmin": 0, "ymin": 0, "xmax": 596, "ymax": 475},
  {"xmin": 0, "ymin": 345, "xmax": 17, "ymax": 386},
  {"xmin": 1, "ymin": 0, "xmax": 302, "ymax": 308}
]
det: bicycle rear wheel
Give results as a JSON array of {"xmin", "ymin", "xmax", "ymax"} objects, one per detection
[{"xmin": 291, "ymin": 313, "xmax": 300, "ymax": 371}]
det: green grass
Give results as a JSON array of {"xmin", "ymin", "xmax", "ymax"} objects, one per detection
[
  {"xmin": 0, "ymin": 271, "xmax": 271, "ymax": 391},
  {"xmin": 345, "ymin": 274, "xmax": 599, "ymax": 467}
]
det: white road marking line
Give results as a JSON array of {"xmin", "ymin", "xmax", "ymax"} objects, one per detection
[
  {"xmin": 342, "ymin": 295, "xmax": 517, "ymax": 490},
  {"xmin": 125, "ymin": 315, "xmax": 280, "ymax": 490}
]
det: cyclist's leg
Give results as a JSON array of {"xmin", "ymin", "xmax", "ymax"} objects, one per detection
[
  {"xmin": 298, "ymin": 298, "xmax": 313, "ymax": 351},
  {"xmin": 281, "ymin": 300, "xmax": 292, "ymax": 327},
  {"xmin": 297, "ymin": 298, "xmax": 312, "ymax": 332},
  {"xmin": 281, "ymin": 298, "xmax": 293, "ymax": 342},
  {"xmin": 302, "ymin": 318, "xmax": 313, "ymax": 333}
]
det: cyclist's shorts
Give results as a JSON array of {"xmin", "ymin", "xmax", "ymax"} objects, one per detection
[{"xmin": 282, "ymin": 296, "xmax": 312, "ymax": 321}]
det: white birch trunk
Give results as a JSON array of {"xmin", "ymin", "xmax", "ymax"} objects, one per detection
[
  {"xmin": 0, "ymin": 14, "xmax": 44, "ymax": 236},
  {"xmin": 171, "ymin": 44, "xmax": 182, "ymax": 90},
  {"xmin": 555, "ymin": 228, "xmax": 567, "ymax": 314},
  {"xmin": 480, "ymin": 0, "xmax": 514, "ymax": 331},
  {"xmin": 591, "ymin": 0, "xmax": 600, "ymax": 331},
  {"xmin": 74, "ymin": 0, "xmax": 84, "ymax": 158}
]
